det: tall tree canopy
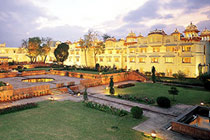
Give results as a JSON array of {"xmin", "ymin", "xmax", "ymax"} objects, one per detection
[
  {"xmin": 40, "ymin": 37, "xmax": 52, "ymax": 63},
  {"xmin": 21, "ymin": 37, "xmax": 52, "ymax": 63},
  {"xmin": 102, "ymin": 34, "xmax": 112, "ymax": 42},
  {"xmin": 79, "ymin": 30, "xmax": 105, "ymax": 66},
  {"xmin": 54, "ymin": 43, "xmax": 69, "ymax": 64},
  {"xmin": 22, "ymin": 37, "xmax": 41, "ymax": 63}
]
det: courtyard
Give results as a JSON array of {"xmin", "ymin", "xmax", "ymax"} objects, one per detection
[{"xmin": 0, "ymin": 75, "xmax": 83, "ymax": 89}]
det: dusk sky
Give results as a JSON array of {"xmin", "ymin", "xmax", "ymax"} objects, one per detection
[{"xmin": 0, "ymin": 0, "xmax": 210, "ymax": 47}]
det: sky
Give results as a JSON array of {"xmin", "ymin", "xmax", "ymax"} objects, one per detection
[{"xmin": 0, "ymin": 0, "xmax": 210, "ymax": 47}]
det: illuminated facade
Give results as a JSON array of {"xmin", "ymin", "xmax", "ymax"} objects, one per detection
[
  {"xmin": 65, "ymin": 23, "xmax": 210, "ymax": 77},
  {"xmin": 0, "ymin": 23, "xmax": 210, "ymax": 77}
]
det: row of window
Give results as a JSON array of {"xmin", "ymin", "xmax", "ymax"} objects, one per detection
[
  {"xmin": 96, "ymin": 57, "xmax": 192, "ymax": 63},
  {"xmin": 69, "ymin": 46, "xmax": 192, "ymax": 55}
]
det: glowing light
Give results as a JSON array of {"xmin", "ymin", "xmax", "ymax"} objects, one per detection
[
  {"xmin": 151, "ymin": 130, "xmax": 156, "ymax": 138},
  {"xmin": 49, "ymin": 96, "xmax": 55, "ymax": 101},
  {"xmin": 200, "ymin": 101, "xmax": 204, "ymax": 106}
]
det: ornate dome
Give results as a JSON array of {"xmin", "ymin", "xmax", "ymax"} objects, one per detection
[
  {"xmin": 137, "ymin": 33, "xmax": 143, "ymax": 37},
  {"xmin": 184, "ymin": 22, "xmax": 199, "ymax": 33},
  {"xmin": 201, "ymin": 28, "xmax": 210, "ymax": 36},
  {"xmin": 171, "ymin": 28, "xmax": 180, "ymax": 35},
  {"xmin": 106, "ymin": 38, "xmax": 116, "ymax": 42},
  {"xmin": 127, "ymin": 31, "xmax": 136, "ymax": 37},
  {"xmin": 148, "ymin": 29, "xmax": 167, "ymax": 35}
]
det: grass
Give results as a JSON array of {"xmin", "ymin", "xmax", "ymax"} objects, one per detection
[
  {"xmin": 110, "ymin": 82, "xmax": 210, "ymax": 105},
  {"xmin": 0, "ymin": 101, "xmax": 152, "ymax": 140},
  {"xmin": 158, "ymin": 77, "xmax": 203, "ymax": 86}
]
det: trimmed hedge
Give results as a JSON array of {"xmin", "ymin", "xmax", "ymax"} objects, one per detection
[
  {"xmin": 156, "ymin": 96, "xmax": 171, "ymax": 108},
  {"xmin": 130, "ymin": 106, "xmax": 143, "ymax": 119},
  {"xmin": 85, "ymin": 101, "xmax": 128, "ymax": 117},
  {"xmin": 117, "ymin": 94, "xmax": 155, "ymax": 104},
  {"xmin": 0, "ymin": 103, "xmax": 38, "ymax": 115}
]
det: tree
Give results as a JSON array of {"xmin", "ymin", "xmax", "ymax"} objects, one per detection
[
  {"xmin": 168, "ymin": 86, "xmax": 179, "ymax": 101},
  {"xmin": 93, "ymin": 41, "xmax": 105, "ymax": 66},
  {"xmin": 102, "ymin": 34, "xmax": 111, "ymax": 42},
  {"xmin": 151, "ymin": 66, "xmax": 156, "ymax": 83},
  {"xmin": 40, "ymin": 37, "xmax": 52, "ymax": 63},
  {"xmin": 54, "ymin": 43, "xmax": 69, "ymax": 65},
  {"xmin": 199, "ymin": 73, "xmax": 210, "ymax": 90},
  {"xmin": 109, "ymin": 76, "xmax": 115, "ymax": 95},
  {"xmin": 83, "ymin": 88, "xmax": 88, "ymax": 101},
  {"xmin": 79, "ymin": 30, "xmax": 97, "ymax": 66},
  {"xmin": 21, "ymin": 37, "xmax": 41, "ymax": 63},
  {"xmin": 198, "ymin": 63, "xmax": 203, "ymax": 76},
  {"xmin": 79, "ymin": 30, "xmax": 104, "ymax": 66}
]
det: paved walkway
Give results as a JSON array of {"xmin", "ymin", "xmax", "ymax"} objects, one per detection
[
  {"xmin": 0, "ymin": 74, "xmax": 83, "ymax": 89},
  {"xmin": 87, "ymin": 93, "xmax": 195, "ymax": 140}
]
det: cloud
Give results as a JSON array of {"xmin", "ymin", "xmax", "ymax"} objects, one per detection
[
  {"xmin": 196, "ymin": 20, "xmax": 210, "ymax": 31},
  {"xmin": 30, "ymin": 25, "xmax": 85, "ymax": 42},
  {"xmin": 0, "ymin": 0, "xmax": 210, "ymax": 47},
  {"xmin": 0, "ymin": 0, "xmax": 54, "ymax": 47},
  {"xmin": 123, "ymin": 0, "xmax": 160, "ymax": 22}
]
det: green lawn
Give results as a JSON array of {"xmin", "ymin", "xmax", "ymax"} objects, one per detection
[
  {"xmin": 111, "ymin": 83, "xmax": 210, "ymax": 105},
  {"xmin": 0, "ymin": 101, "xmax": 151, "ymax": 140}
]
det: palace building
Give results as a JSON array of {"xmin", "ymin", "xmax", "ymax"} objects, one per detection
[{"xmin": 1, "ymin": 22, "xmax": 210, "ymax": 77}]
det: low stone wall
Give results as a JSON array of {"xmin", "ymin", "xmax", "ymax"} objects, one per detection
[
  {"xmin": 0, "ymin": 72, "xmax": 18, "ymax": 78},
  {"xmin": 0, "ymin": 85, "xmax": 51, "ymax": 102},
  {"xmin": 21, "ymin": 70, "xmax": 46, "ymax": 76},
  {"xmin": 80, "ymin": 79, "xmax": 102, "ymax": 87},
  {"xmin": 171, "ymin": 121, "xmax": 210, "ymax": 140}
]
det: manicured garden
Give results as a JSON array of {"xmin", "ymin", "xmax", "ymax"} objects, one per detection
[
  {"xmin": 109, "ymin": 82, "xmax": 210, "ymax": 105},
  {"xmin": 0, "ymin": 101, "xmax": 152, "ymax": 140}
]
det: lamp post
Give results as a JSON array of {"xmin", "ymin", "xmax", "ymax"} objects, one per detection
[{"xmin": 151, "ymin": 130, "xmax": 156, "ymax": 139}]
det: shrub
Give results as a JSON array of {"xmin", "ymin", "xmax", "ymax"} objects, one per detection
[
  {"xmin": 168, "ymin": 86, "xmax": 179, "ymax": 101},
  {"xmin": 83, "ymin": 88, "xmax": 88, "ymax": 101},
  {"xmin": 95, "ymin": 63, "xmax": 100, "ymax": 71},
  {"xmin": 151, "ymin": 66, "xmax": 156, "ymax": 83},
  {"xmin": 109, "ymin": 76, "xmax": 115, "ymax": 95},
  {"xmin": 160, "ymin": 72, "xmax": 165, "ymax": 77},
  {"xmin": 145, "ymin": 72, "xmax": 151, "ymax": 76},
  {"xmin": 0, "ymin": 81, "xmax": 6, "ymax": 87},
  {"xmin": 199, "ymin": 73, "xmax": 210, "ymax": 90},
  {"xmin": 85, "ymin": 101, "xmax": 128, "ymax": 117},
  {"xmin": 130, "ymin": 106, "xmax": 143, "ymax": 119},
  {"xmin": 172, "ymin": 73, "xmax": 178, "ymax": 79},
  {"xmin": 156, "ymin": 96, "xmax": 171, "ymax": 108},
  {"xmin": 0, "ymin": 103, "xmax": 38, "ymax": 115},
  {"xmin": 177, "ymin": 70, "xmax": 186, "ymax": 80},
  {"xmin": 116, "ymin": 94, "xmax": 155, "ymax": 104},
  {"xmin": 117, "ymin": 83, "xmax": 135, "ymax": 88}
]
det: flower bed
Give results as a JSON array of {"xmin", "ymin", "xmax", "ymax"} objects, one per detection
[
  {"xmin": 84, "ymin": 101, "xmax": 128, "ymax": 117},
  {"xmin": 116, "ymin": 94, "xmax": 155, "ymax": 104},
  {"xmin": 117, "ymin": 83, "xmax": 135, "ymax": 88}
]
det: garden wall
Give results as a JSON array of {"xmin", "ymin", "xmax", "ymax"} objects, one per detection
[
  {"xmin": 0, "ymin": 85, "xmax": 51, "ymax": 102},
  {"xmin": 21, "ymin": 70, "xmax": 46, "ymax": 76},
  {"xmin": 171, "ymin": 121, "xmax": 210, "ymax": 140},
  {"xmin": 0, "ymin": 72, "xmax": 18, "ymax": 78},
  {"xmin": 49, "ymin": 70, "xmax": 147, "ymax": 88}
]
